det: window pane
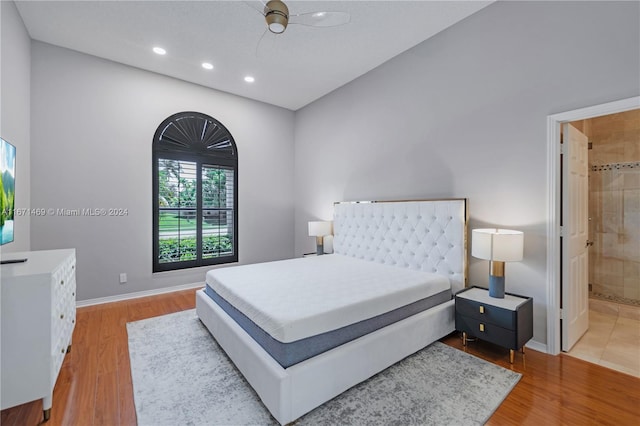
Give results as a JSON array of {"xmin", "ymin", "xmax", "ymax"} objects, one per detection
[
  {"xmin": 158, "ymin": 159, "xmax": 180, "ymax": 208},
  {"xmin": 158, "ymin": 209, "xmax": 197, "ymax": 263},
  {"xmin": 202, "ymin": 165, "xmax": 234, "ymax": 259},
  {"xmin": 158, "ymin": 158, "xmax": 197, "ymax": 264}
]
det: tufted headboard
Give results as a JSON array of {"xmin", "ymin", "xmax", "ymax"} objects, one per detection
[{"xmin": 332, "ymin": 199, "xmax": 468, "ymax": 294}]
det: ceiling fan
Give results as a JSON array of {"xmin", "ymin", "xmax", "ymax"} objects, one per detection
[{"xmin": 247, "ymin": 0, "xmax": 351, "ymax": 34}]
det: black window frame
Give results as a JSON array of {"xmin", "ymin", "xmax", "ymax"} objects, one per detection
[{"xmin": 152, "ymin": 111, "xmax": 238, "ymax": 272}]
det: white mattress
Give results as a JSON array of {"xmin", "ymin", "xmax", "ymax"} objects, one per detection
[{"xmin": 206, "ymin": 254, "xmax": 450, "ymax": 343}]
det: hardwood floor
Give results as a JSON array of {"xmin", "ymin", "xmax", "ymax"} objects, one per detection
[
  {"xmin": 2, "ymin": 289, "xmax": 639, "ymax": 425},
  {"xmin": 1, "ymin": 289, "xmax": 195, "ymax": 426},
  {"xmin": 441, "ymin": 335, "xmax": 640, "ymax": 425}
]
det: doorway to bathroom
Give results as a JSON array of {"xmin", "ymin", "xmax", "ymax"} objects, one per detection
[
  {"xmin": 564, "ymin": 109, "xmax": 640, "ymax": 377},
  {"xmin": 546, "ymin": 96, "xmax": 639, "ymax": 378}
]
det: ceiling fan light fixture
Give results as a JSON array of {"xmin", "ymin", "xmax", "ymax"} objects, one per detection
[
  {"xmin": 267, "ymin": 19, "xmax": 286, "ymax": 34},
  {"xmin": 265, "ymin": 0, "xmax": 289, "ymax": 34}
]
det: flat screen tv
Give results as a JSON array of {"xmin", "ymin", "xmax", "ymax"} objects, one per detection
[{"xmin": 1, "ymin": 137, "xmax": 16, "ymax": 245}]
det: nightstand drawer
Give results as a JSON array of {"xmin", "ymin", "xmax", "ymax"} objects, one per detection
[
  {"xmin": 456, "ymin": 314, "xmax": 517, "ymax": 349},
  {"xmin": 455, "ymin": 286, "xmax": 533, "ymax": 362},
  {"xmin": 456, "ymin": 297, "xmax": 516, "ymax": 329}
]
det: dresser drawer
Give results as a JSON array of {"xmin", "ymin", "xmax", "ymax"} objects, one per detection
[
  {"xmin": 456, "ymin": 296, "xmax": 516, "ymax": 329},
  {"xmin": 456, "ymin": 314, "xmax": 517, "ymax": 349},
  {"xmin": 50, "ymin": 257, "xmax": 76, "ymax": 352}
]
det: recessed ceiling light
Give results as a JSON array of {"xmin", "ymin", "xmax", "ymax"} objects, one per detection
[
  {"xmin": 244, "ymin": 76, "xmax": 255, "ymax": 83},
  {"xmin": 153, "ymin": 46, "xmax": 166, "ymax": 55},
  {"xmin": 202, "ymin": 62, "xmax": 214, "ymax": 70}
]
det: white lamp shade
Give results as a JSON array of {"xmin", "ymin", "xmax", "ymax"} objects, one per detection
[
  {"xmin": 308, "ymin": 221, "xmax": 332, "ymax": 237},
  {"xmin": 472, "ymin": 229, "xmax": 523, "ymax": 262}
]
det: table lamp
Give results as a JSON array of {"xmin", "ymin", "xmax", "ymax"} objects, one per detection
[
  {"xmin": 308, "ymin": 221, "xmax": 332, "ymax": 255},
  {"xmin": 472, "ymin": 228, "xmax": 523, "ymax": 298}
]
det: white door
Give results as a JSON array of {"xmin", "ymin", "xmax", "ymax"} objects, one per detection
[{"xmin": 562, "ymin": 123, "xmax": 590, "ymax": 351}]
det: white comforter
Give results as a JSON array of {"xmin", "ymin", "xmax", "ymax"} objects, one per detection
[{"xmin": 206, "ymin": 254, "xmax": 450, "ymax": 343}]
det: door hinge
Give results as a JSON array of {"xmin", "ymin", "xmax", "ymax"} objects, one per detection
[
  {"xmin": 559, "ymin": 309, "xmax": 564, "ymax": 320},
  {"xmin": 560, "ymin": 143, "xmax": 564, "ymax": 154},
  {"xmin": 559, "ymin": 226, "xmax": 564, "ymax": 237}
]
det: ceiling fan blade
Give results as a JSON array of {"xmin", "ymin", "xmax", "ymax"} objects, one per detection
[
  {"xmin": 289, "ymin": 11, "xmax": 350, "ymax": 28},
  {"xmin": 255, "ymin": 28, "xmax": 270, "ymax": 57},
  {"xmin": 243, "ymin": 0, "xmax": 268, "ymax": 17}
]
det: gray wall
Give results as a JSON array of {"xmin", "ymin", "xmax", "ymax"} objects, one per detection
[
  {"xmin": 0, "ymin": 1, "xmax": 31, "ymax": 253},
  {"xmin": 293, "ymin": 1, "xmax": 640, "ymax": 346},
  {"xmin": 31, "ymin": 42, "xmax": 295, "ymax": 300}
]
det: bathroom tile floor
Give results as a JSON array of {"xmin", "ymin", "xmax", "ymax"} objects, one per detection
[{"xmin": 566, "ymin": 298, "xmax": 640, "ymax": 377}]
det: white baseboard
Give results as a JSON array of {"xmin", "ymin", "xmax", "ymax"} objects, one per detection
[
  {"xmin": 76, "ymin": 282, "xmax": 204, "ymax": 307},
  {"xmin": 525, "ymin": 339, "xmax": 548, "ymax": 354}
]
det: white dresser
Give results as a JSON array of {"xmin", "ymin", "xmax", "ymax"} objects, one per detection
[{"xmin": 1, "ymin": 249, "xmax": 76, "ymax": 421}]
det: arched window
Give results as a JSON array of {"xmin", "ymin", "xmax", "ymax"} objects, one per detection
[{"xmin": 152, "ymin": 112, "xmax": 238, "ymax": 272}]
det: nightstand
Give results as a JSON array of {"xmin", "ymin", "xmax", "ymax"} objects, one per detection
[{"xmin": 455, "ymin": 286, "xmax": 533, "ymax": 363}]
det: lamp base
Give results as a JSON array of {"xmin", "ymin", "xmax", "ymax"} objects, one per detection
[
  {"xmin": 489, "ymin": 274, "xmax": 505, "ymax": 298},
  {"xmin": 316, "ymin": 236, "xmax": 324, "ymax": 256}
]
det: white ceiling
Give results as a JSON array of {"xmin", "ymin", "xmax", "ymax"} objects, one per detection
[{"xmin": 15, "ymin": 1, "xmax": 493, "ymax": 111}]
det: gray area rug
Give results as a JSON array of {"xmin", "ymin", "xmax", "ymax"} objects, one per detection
[{"xmin": 127, "ymin": 309, "xmax": 521, "ymax": 426}]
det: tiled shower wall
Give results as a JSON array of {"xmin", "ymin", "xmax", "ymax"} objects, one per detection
[{"xmin": 577, "ymin": 110, "xmax": 640, "ymax": 305}]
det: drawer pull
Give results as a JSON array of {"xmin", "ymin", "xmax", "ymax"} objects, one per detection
[
  {"xmin": 479, "ymin": 305, "xmax": 484, "ymax": 314},
  {"xmin": 72, "ymin": 319, "xmax": 75, "ymax": 324},
  {"xmin": 60, "ymin": 314, "xmax": 64, "ymax": 319},
  {"xmin": 61, "ymin": 348, "xmax": 65, "ymax": 354},
  {"xmin": 72, "ymin": 292, "xmax": 75, "ymax": 297},
  {"xmin": 60, "ymin": 280, "xmax": 64, "ymax": 285},
  {"xmin": 479, "ymin": 323, "xmax": 485, "ymax": 332}
]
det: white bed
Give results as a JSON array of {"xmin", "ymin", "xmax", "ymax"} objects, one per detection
[{"xmin": 196, "ymin": 198, "xmax": 468, "ymax": 424}]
